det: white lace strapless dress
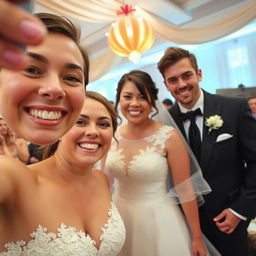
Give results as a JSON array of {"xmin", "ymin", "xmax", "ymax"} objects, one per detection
[
  {"xmin": 0, "ymin": 203, "xmax": 125, "ymax": 256},
  {"xmin": 106, "ymin": 126, "xmax": 219, "ymax": 256}
]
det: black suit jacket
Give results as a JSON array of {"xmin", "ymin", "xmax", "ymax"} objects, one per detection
[{"xmin": 170, "ymin": 90, "xmax": 256, "ymax": 219}]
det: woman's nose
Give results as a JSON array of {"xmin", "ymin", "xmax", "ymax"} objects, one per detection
[
  {"xmin": 38, "ymin": 75, "xmax": 65, "ymax": 101},
  {"xmin": 130, "ymin": 97, "xmax": 139, "ymax": 105},
  {"xmin": 85, "ymin": 124, "xmax": 99, "ymax": 137}
]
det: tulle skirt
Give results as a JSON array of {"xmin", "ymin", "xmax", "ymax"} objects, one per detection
[{"xmin": 113, "ymin": 193, "xmax": 221, "ymax": 256}]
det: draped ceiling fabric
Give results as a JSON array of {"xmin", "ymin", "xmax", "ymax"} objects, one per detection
[{"xmin": 37, "ymin": 0, "xmax": 256, "ymax": 82}]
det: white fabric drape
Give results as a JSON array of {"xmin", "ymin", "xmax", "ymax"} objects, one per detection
[
  {"xmin": 89, "ymin": 49, "xmax": 122, "ymax": 82},
  {"xmin": 37, "ymin": 0, "xmax": 256, "ymax": 81},
  {"xmin": 136, "ymin": 1, "xmax": 256, "ymax": 44},
  {"xmin": 37, "ymin": 0, "xmax": 119, "ymax": 22}
]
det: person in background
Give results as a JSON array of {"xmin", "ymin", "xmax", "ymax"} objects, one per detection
[
  {"xmin": 27, "ymin": 143, "xmax": 43, "ymax": 164},
  {"xmin": 6, "ymin": 126, "xmax": 29, "ymax": 163},
  {"xmin": 0, "ymin": 117, "xmax": 11, "ymax": 157},
  {"xmin": 162, "ymin": 98, "xmax": 173, "ymax": 110},
  {"xmin": 0, "ymin": 12, "xmax": 89, "ymax": 145},
  {"xmin": 0, "ymin": 117, "xmax": 28, "ymax": 162},
  {"xmin": 157, "ymin": 46, "xmax": 256, "ymax": 256},
  {"xmin": 0, "ymin": 91, "xmax": 125, "ymax": 255},
  {"xmin": 248, "ymin": 96, "xmax": 256, "ymax": 119}
]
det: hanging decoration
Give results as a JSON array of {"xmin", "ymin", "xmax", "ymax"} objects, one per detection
[{"xmin": 107, "ymin": 4, "xmax": 154, "ymax": 63}]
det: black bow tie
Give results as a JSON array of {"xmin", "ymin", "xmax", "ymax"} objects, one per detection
[{"xmin": 179, "ymin": 108, "xmax": 202, "ymax": 122}]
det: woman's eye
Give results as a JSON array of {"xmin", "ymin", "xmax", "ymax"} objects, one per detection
[
  {"xmin": 65, "ymin": 75, "xmax": 82, "ymax": 83},
  {"xmin": 99, "ymin": 122, "xmax": 111, "ymax": 128},
  {"xmin": 24, "ymin": 66, "xmax": 41, "ymax": 75},
  {"xmin": 76, "ymin": 119, "xmax": 86, "ymax": 126},
  {"xmin": 123, "ymin": 95, "xmax": 131, "ymax": 99}
]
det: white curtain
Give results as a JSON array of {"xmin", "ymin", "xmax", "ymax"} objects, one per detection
[{"xmin": 214, "ymin": 33, "xmax": 256, "ymax": 89}]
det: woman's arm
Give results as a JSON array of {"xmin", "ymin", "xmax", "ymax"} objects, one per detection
[
  {"xmin": 166, "ymin": 129, "xmax": 206, "ymax": 256},
  {"xmin": 0, "ymin": 157, "xmax": 18, "ymax": 204}
]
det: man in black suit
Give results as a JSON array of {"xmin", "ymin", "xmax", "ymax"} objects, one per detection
[{"xmin": 157, "ymin": 47, "xmax": 256, "ymax": 256}]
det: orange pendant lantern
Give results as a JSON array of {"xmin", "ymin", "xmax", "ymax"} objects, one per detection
[{"xmin": 107, "ymin": 5, "xmax": 154, "ymax": 63}]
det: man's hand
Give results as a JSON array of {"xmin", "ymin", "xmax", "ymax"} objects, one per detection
[
  {"xmin": 213, "ymin": 208, "xmax": 241, "ymax": 234},
  {"xmin": 0, "ymin": 0, "xmax": 46, "ymax": 70}
]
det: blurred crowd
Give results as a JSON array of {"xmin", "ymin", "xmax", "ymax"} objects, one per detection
[{"xmin": 0, "ymin": 116, "xmax": 42, "ymax": 164}]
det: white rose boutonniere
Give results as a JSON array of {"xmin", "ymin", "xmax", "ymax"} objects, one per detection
[{"xmin": 205, "ymin": 115, "xmax": 224, "ymax": 133}]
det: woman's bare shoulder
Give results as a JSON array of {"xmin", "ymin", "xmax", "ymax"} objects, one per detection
[
  {"xmin": 0, "ymin": 155, "xmax": 38, "ymax": 185},
  {"xmin": 0, "ymin": 155, "xmax": 36, "ymax": 203},
  {"xmin": 165, "ymin": 128, "xmax": 187, "ymax": 152},
  {"xmin": 90, "ymin": 169, "xmax": 112, "ymax": 202},
  {"xmin": 92, "ymin": 169, "xmax": 109, "ymax": 186}
]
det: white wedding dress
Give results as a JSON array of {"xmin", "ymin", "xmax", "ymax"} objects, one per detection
[
  {"xmin": 0, "ymin": 203, "xmax": 125, "ymax": 256},
  {"xmin": 106, "ymin": 125, "xmax": 220, "ymax": 256}
]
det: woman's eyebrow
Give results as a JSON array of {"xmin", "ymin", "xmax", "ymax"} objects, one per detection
[
  {"xmin": 65, "ymin": 63, "xmax": 83, "ymax": 72},
  {"xmin": 27, "ymin": 52, "xmax": 48, "ymax": 64},
  {"xmin": 80, "ymin": 114, "xmax": 110, "ymax": 121},
  {"xmin": 27, "ymin": 52, "xmax": 83, "ymax": 72}
]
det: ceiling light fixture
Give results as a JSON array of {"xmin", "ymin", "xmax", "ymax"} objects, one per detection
[{"xmin": 107, "ymin": 4, "xmax": 154, "ymax": 64}]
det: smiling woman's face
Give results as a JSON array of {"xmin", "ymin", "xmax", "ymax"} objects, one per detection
[
  {"xmin": 119, "ymin": 81, "xmax": 152, "ymax": 125},
  {"xmin": 58, "ymin": 98, "xmax": 114, "ymax": 167},
  {"xmin": 0, "ymin": 33, "xmax": 85, "ymax": 145}
]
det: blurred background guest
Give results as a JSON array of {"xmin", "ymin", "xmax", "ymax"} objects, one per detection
[
  {"xmin": 27, "ymin": 143, "xmax": 43, "ymax": 164},
  {"xmin": 248, "ymin": 96, "xmax": 256, "ymax": 119},
  {"xmin": 0, "ymin": 117, "xmax": 29, "ymax": 163},
  {"xmin": 162, "ymin": 98, "xmax": 174, "ymax": 110}
]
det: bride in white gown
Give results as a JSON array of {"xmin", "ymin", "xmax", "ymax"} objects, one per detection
[
  {"xmin": 105, "ymin": 70, "xmax": 221, "ymax": 256},
  {"xmin": 0, "ymin": 92, "xmax": 125, "ymax": 256}
]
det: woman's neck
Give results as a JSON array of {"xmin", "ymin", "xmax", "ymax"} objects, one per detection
[
  {"xmin": 36, "ymin": 154, "xmax": 94, "ymax": 188},
  {"xmin": 121, "ymin": 118, "xmax": 160, "ymax": 140}
]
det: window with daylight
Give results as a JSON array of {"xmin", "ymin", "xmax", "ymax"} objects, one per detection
[{"xmin": 227, "ymin": 44, "xmax": 251, "ymax": 87}]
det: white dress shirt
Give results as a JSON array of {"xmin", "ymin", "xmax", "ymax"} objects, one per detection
[
  {"xmin": 178, "ymin": 89, "xmax": 204, "ymax": 141},
  {"xmin": 178, "ymin": 89, "xmax": 246, "ymax": 221}
]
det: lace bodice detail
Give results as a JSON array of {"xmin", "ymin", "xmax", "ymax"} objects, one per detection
[
  {"xmin": 0, "ymin": 203, "xmax": 125, "ymax": 256},
  {"xmin": 106, "ymin": 125, "xmax": 174, "ymax": 184}
]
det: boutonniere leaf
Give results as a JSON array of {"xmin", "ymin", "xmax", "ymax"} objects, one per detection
[{"xmin": 205, "ymin": 115, "xmax": 224, "ymax": 133}]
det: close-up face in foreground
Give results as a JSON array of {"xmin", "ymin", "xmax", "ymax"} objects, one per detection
[
  {"xmin": 0, "ymin": 33, "xmax": 85, "ymax": 145},
  {"xmin": 59, "ymin": 97, "xmax": 114, "ymax": 167}
]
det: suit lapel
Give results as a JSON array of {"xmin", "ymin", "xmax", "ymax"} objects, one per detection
[
  {"xmin": 170, "ymin": 93, "xmax": 223, "ymax": 172},
  {"xmin": 200, "ymin": 91, "xmax": 222, "ymax": 171}
]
